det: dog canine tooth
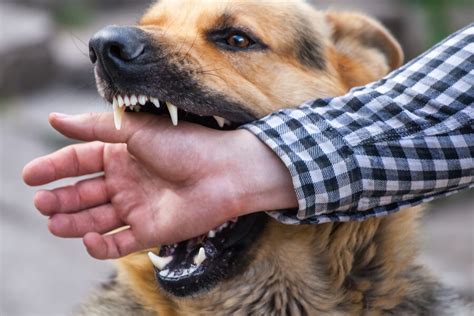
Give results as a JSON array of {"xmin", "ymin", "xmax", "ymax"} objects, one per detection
[
  {"xmin": 130, "ymin": 94, "xmax": 138, "ymax": 106},
  {"xmin": 194, "ymin": 247, "xmax": 206, "ymax": 266},
  {"xmin": 166, "ymin": 102, "xmax": 179, "ymax": 126},
  {"xmin": 148, "ymin": 252, "xmax": 173, "ymax": 270},
  {"xmin": 138, "ymin": 95, "xmax": 148, "ymax": 105},
  {"xmin": 112, "ymin": 97, "xmax": 126, "ymax": 130},
  {"xmin": 213, "ymin": 116, "xmax": 226, "ymax": 128}
]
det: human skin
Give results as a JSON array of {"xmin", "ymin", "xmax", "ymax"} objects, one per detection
[{"xmin": 22, "ymin": 112, "xmax": 297, "ymax": 260}]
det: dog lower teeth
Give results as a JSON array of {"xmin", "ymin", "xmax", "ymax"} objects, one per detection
[
  {"xmin": 193, "ymin": 247, "xmax": 207, "ymax": 266},
  {"xmin": 148, "ymin": 252, "xmax": 173, "ymax": 270},
  {"xmin": 149, "ymin": 219, "xmax": 238, "ymax": 279}
]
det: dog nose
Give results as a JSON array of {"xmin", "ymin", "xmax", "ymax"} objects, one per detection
[{"xmin": 89, "ymin": 26, "xmax": 146, "ymax": 69}]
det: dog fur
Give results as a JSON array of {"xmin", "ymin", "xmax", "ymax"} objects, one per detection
[{"xmin": 77, "ymin": 1, "xmax": 469, "ymax": 315}]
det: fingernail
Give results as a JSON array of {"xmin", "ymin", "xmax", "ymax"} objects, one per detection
[{"xmin": 51, "ymin": 112, "xmax": 70, "ymax": 119}]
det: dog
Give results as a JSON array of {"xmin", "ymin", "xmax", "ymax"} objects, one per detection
[{"xmin": 77, "ymin": 0, "xmax": 469, "ymax": 314}]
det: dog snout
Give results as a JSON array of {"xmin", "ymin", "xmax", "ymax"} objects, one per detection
[{"xmin": 89, "ymin": 26, "xmax": 147, "ymax": 76}]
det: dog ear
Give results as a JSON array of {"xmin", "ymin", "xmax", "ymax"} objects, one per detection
[{"xmin": 325, "ymin": 12, "xmax": 404, "ymax": 87}]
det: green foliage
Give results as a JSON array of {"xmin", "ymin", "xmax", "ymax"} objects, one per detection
[
  {"xmin": 53, "ymin": 2, "xmax": 93, "ymax": 29},
  {"xmin": 0, "ymin": 96, "xmax": 10, "ymax": 113},
  {"xmin": 405, "ymin": 0, "xmax": 471, "ymax": 47}
]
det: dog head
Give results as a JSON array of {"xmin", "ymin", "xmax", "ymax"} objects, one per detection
[{"xmin": 89, "ymin": 0, "xmax": 403, "ymax": 304}]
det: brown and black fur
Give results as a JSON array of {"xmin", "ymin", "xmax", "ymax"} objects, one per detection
[{"xmin": 79, "ymin": 0, "xmax": 470, "ymax": 315}]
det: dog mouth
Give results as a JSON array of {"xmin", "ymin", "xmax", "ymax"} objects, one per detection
[
  {"xmin": 149, "ymin": 213, "xmax": 267, "ymax": 296},
  {"xmin": 151, "ymin": 219, "xmax": 239, "ymax": 279},
  {"xmin": 101, "ymin": 88, "xmax": 267, "ymax": 296},
  {"xmin": 107, "ymin": 93, "xmax": 242, "ymax": 131}
]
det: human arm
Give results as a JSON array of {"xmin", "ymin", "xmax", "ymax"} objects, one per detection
[
  {"xmin": 242, "ymin": 24, "xmax": 474, "ymax": 224},
  {"xmin": 22, "ymin": 114, "xmax": 297, "ymax": 259}
]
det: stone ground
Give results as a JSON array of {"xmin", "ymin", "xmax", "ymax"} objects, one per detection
[{"xmin": 0, "ymin": 1, "xmax": 473, "ymax": 316}]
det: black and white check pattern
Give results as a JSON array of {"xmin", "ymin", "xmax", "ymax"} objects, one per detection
[{"xmin": 243, "ymin": 24, "xmax": 474, "ymax": 225}]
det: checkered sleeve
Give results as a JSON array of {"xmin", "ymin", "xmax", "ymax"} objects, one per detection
[{"xmin": 242, "ymin": 24, "xmax": 474, "ymax": 224}]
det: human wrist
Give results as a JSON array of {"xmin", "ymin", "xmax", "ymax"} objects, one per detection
[{"xmin": 226, "ymin": 129, "xmax": 298, "ymax": 216}]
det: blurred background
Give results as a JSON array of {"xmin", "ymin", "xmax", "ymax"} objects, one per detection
[{"xmin": 0, "ymin": 0, "xmax": 473, "ymax": 315}]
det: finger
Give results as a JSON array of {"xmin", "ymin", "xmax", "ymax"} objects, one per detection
[
  {"xmin": 83, "ymin": 230, "xmax": 145, "ymax": 260},
  {"xmin": 49, "ymin": 112, "xmax": 217, "ymax": 181},
  {"xmin": 34, "ymin": 176, "xmax": 109, "ymax": 216},
  {"xmin": 49, "ymin": 112, "xmax": 161, "ymax": 145},
  {"xmin": 48, "ymin": 204, "xmax": 124, "ymax": 238},
  {"xmin": 23, "ymin": 142, "xmax": 105, "ymax": 186}
]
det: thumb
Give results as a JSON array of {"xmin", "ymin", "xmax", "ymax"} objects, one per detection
[{"xmin": 49, "ymin": 112, "xmax": 163, "ymax": 144}]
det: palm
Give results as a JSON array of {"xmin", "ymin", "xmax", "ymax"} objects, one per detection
[
  {"xmin": 23, "ymin": 114, "xmax": 238, "ymax": 259},
  {"xmin": 102, "ymin": 143, "xmax": 161, "ymax": 233}
]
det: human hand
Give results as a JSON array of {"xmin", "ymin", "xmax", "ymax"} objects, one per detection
[{"xmin": 23, "ymin": 113, "xmax": 297, "ymax": 259}]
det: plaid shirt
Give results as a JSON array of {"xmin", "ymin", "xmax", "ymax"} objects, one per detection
[{"xmin": 243, "ymin": 24, "xmax": 474, "ymax": 225}]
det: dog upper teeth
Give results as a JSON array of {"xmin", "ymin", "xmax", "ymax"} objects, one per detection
[
  {"xmin": 213, "ymin": 116, "xmax": 226, "ymax": 128},
  {"xmin": 110, "ymin": 95, "xmax": 230, "ymax": 130},
  {"xmin": 123, "ymin": 95, "xmax": 131, "ymax": 106},
  {"xmin": 166, "ymin": 102, "xmax": 179, "ymax": 126},
  {"xmin": 150, "ymin": 97, "xmax": 160, "ymax": 108},
  {"xmin": 138, "ymin": 95, "xmax": 148, "ymax": 105},
  {"xmin": 112, "ymin": 97, "xmax": 126, "ymax": 130},
  {"xmin": 148, "ymin": 252, "xmax": 173, "ymax": 270},
  {"xmin": 117, "ymin": 95, "xmax": 125, "ymax": 108},
  {"xmin": 130, "ymin": 94, "xmax": 138, "ymax": 106},
  {"xmin": 110, "ymin": 94, "xmax": 167, "ymax": 130},
  {"xmin": 194, "ymin": 247, "xmax": 206, "ymax": 266}
]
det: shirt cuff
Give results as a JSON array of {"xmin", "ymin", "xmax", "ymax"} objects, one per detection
[{"xmin": 241, "ymin": 106, "xmax": 363, "ymax": 221}]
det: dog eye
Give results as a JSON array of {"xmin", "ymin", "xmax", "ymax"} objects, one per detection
[
  {"xmin": 209, "ymin": 28, "xmax": 266, "ymax": 51},
  {"xmin": 226, "ymin": 32, "xmax": 254, "ymax": 49}
]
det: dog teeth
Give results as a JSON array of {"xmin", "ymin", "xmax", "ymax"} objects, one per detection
[
  {"xmin": 218, "ymin": 222, "xmax": 229, "ymax": 232},
  {"xmin": 109, "ymin": 94, "xmax": 184, "ymax": 128},
  {"xmin": 213, "ymin": 116, "xmax": 226, "ymax": 128},
  {"xmin": 207, "ymin": 230, "xmax": 216, "ymax": 238},
  {"xmin": 138, "ymin": 95, "xmax": 148, "ymax": 105},
  {"xmin": 194, "ymin": 247, "xmax": 206, "ymax": 266},
  {"xmin": 130, "ymin": 94, "xmax": 138, "ymax": 106},
  {"xmin": 148, "ymin": 252, "xmax": 173, "ymax": 270},
  {"xmin": 117, "ymin": 95, "xmax": 125, "ymax": 108},
  {"xmin": 150, "ymin": 97, "xmax": 160, "ymax": 108},
  {"xmin": 123, "ymin": 95, "xmax": 131, "ymax": 106},
  {"xmin": 112, "ymin": 97, "xmax": 126, "ymax": 130},
  {"xmin": 166, "ymin": 102, "xmax": 179, "ymax": 126}
]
